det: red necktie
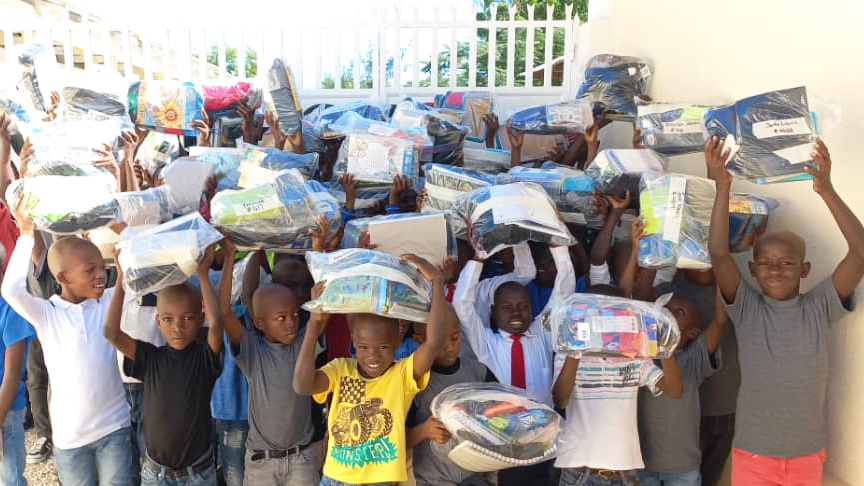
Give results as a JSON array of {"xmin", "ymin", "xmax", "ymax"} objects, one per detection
[
  {"xmin": 446, "ymin": 283, "xmax": 455, "ymax": 302},
  {"xmin": 511, "ymin": 333, "xmax": 526, "ymax": 389}
]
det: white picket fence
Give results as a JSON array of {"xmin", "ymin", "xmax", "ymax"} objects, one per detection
[{"xmin": 1, "ymin": 3, "xmax": 581, "ymax": 108}]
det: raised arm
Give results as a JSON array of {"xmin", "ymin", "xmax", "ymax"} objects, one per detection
[
  {"xmin": 590, "ymin": 191, "xmax": 629, "ymax": 271},
  {"xmin": 451, "ymin": 255, "xmax": 491, "ymax": 363},
  {"xmin": 483, "ymin": 113, "xmax": 500, "ymax": 149},
  {"xmin": 552, "ymin": 356, "xmax": 580, "ymax": 409},
  {"xmin": 704, "ymin": 136, "xmax": 740, "ymax": 302},
  {"xmin": 293, "ymin": 282, "xmax": 331, "ymax": 396},
  {"xmin": 656, "ymin": 357, "xmax": 684, "ymax": 398},
  {"xmin": 198, "ymin": 246, "xmax": 224, "ymax": 354},
  {"xmin": 703, "ymin": 287, "xmax": 729, "ymax": 354},
  {"xmin": 2, "ymin": 205, "xmax": 50, "ymax": 327},
  {"xmin": 541, "ymin": 245, "xmax": 577, "ymax": 315},
  {"xmin": 805, "ymin": 139, "xmax": 864, "ymax": 301},
  {"xmin": 0, "ymin": 113, "xmax": 15, "ymax": 200},
  {"xmin": 217, "ymin": 236, "xmax": 245, "ymax": 347},
  {"xmin": 620, "ymin": 217, "xmax": 646, "ymax": 299},
  {"xmin": 102, "ymin": 257, "xmax": 137, "ymax": 359},
  {"xmin": 404, "ymin": 255, "xmax": 448, "ymax": 381},
  {"xmin": 507, "ymin": 124, "xmax": 523, "ymax": 168},
  {"xmin": 241, "ymin": 250, "xmax": 266, "ymax": 321}
]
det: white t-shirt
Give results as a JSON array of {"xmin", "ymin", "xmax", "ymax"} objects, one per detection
[{"xmin": 554, "ymin": 355, "xmax": 663, "ymax": 470}]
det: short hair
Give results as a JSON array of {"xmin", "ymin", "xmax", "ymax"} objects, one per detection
[
  {"xmin": 493, "ymin": 281, "xmax": 529, "ymax": 304},
  {"xmin": 754, "ymin": 230, "xmax": 806, "ymax": 260},
  {"xmin": 157, "ymin": 283, "xmax": 202, "ymax": 311},
  {"xmin": 46, "ymin": 237, "xmax": 101, "ymax": 278}
]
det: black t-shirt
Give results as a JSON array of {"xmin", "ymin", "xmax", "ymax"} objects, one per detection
[{"xmin": 126, "ymin": 341, "xmax": 223, "ymax": 468}]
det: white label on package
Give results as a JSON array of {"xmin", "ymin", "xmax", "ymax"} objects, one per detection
[
  {"xmin": 752, "ymin": 117, "xmax": 811, "ymax": 139},
  {"xmin": 662, "ymin": 176, "xmax": 687, "ymax": 242},
  {"xmin": 347, "ymin": 134, "xmax": 391, "ymax": 172},
  {"xmin": 577, "ymin": 321, "xmax": 591, "ymax": 341},
  {"xmin": 628, "ymin": 67, "xmax": 637, "ymax": 76},
  {"xmin": 639, "ymin": 65, "xmax": 651, "ymax": 80},
  {"xmin": 591, "ymin": 315, "xmax": 640, "ymax": 333},
  {"xmin": 661, "ymin": 120, "xmax": 702, "ymax": 135},
  {"xmin": 487, "ymin": 185, "xmax": 560, "ymax": 229},
  {"xmin": 723, "ymin": 134, "xmax": 740, "ymax": 164},
  {"xmin": 238, "ymin": 160, "xmax": 279, "ymax": 189},
  {"xmin": 548, "ymin": 105, "xmax": 585, "ymax": 127},
  {"xmin": 773, "ymin": 142, "xmax": 814, "ymax": 165},
  {"xmin": 235, "ymin": 192, "xmax": 282, "ymax": 216}
]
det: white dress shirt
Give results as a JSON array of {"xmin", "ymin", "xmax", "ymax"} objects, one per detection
[
  {"xmin": 2, "ymin": 235, "xmax": 130, "ymax": 449},
  {"xmin": 453, "ymin": 245, "xmax": 575, "ymax": 406},
  {"xmin": 472, "ymin": 242, "xmax": 537, "ymax": 326}
]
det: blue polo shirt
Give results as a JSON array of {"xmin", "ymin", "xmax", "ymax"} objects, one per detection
[{"xmin": 0, "ymin": 295, "xmax": 35, "ymax": 411}]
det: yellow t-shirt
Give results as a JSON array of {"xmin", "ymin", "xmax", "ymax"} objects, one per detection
[{"xmin": 314, "ymin": 354, "xmax": 430, "ymax": 483}]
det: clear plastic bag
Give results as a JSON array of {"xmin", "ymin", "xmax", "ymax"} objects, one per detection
[
  {"xmin": 22, "ymin": 119, "xmax": 124, "ymax": 178},
  {"xmin": 728, "ymin": 194, "xmax": 778, "ymax": 253},
  {"xmin": 422, "ymin": 163, "xmax": 497, "ymax": 214},
  {"xmin": 638, "ymin": 172, "xmax": 714, "ymax": 269},
  {"xmin": 328, "ymin": 181, "xmax": 391, "ymax": 218},
  {"xmin": 16, "ymin": 44, "xmax": 59, "ymax": 114},
  {"xmin": 266, "ymin": 58, "xmax": 302, "ymax": 135},
  {"xmin": 0, "ymin": 87, "xmax": 31, "ymax": 137},
  {"xmin": 462, "ymin": 148, "xmax": 511, "ymax": 172},
  {"xmin": 549, "ymin": 293, "xmax": 681, "ymax": 359},
  {"xmin": 59, "ymin": 69, "xmax": 133, "ymax": 128},
  {"xmin": 331, "ymin": 112, "xmax": 429, "ymax": 183},
  {"xmin": 115, "ymin": 186, "xmax": 173, "ymax": 227},
  {"xmin": 702, "ymin": 86, "xmax": 837, "ymax": 184},
  {"xmin": 454, "ymin": 182, "xmax": 575, "ymax": 259},
  {"xmin": 503, "ymin": 164, "xmax": 600, "ymax": 228},
  {"xmin": 391, "ymin": 100, "xmax": 469, "ymax": 166},
  {"xmin": 187, "ymin": 146, "xmax": 243, "ymax": 191},
  {"xmin": 576, "ymin": 54, "xmax": 651, "ymax": 120},
  {"xmin": 116, "ymin": 212, "xmax": 224, "ymax": 298},
  {"xmin": 636, "ymin": 101, "xmax": 713, "ymax": 155},
  {"xmin": 160, "ymin": 157, "xmax": 216, "ymax": 215},
  {"xmin": 585, "ymin": 148, "xmax": 667, "ymax": 194},
  {"xmin": 303, "ymin": 248, "xmax": 433, "ymax": 322},
  {"xmin": 430, "ymin": 383, "xmax": 562, "ymax": 472},
  {"xmin": 210, "ymin": 169, "xmax": 339, "ymax": 251},
  {"xmin": 6, "ymin": 175, "xmax": 119, "ymax": 234},
  {"xmin": 305, "ymin": 100, "xmax": 390, "ymax": 139},
  {"xmin": 508, "ymin": 101, "xmax": 594, "ymax": 135},
  {"xmin": 128, "ymin": 80, "xmax": 204, "ymax": 136},
  {"xmin": 139, "ymin": 131, "xmax": 181, "ymax": 175},
  {"xmin": 236, "ymin": 144, "xmax": 319, "ymax": 187},
  {"xmin": 203, "ymin": 80, "xmax": 263, "ymax": 119},
  {"xmin": 342, "ymin": 212, "xmax": 458, "ymax": 264},
  {"xmin": 436, "ymin": 90, "xmax": 494, "ymax": 143}
]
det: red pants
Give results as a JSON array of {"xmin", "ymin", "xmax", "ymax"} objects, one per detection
[{"xmin": 732, "ymin": 448, "xmax": 826, "ymax": 486}]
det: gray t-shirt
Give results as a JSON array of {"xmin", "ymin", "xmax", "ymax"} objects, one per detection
[
  {"xmin": 411, "ymin": 358, "xmax": 492, "ymax": 486},
  {"xmin": 638, "ymin": 334, "xmax": 719, "ymax": 473},
  {"xmin": 726, "ymin": 277, "xmax": 854, "ymax": 457},
  {"xmin": 235, "ymin": 329, "xmax": 313, "ymax": 451}
]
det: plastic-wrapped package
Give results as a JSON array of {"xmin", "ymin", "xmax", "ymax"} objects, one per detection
[
  {"xmin": 342, "ymin": 212, "xmax": 457, "ymax": 264},
  {"xmin": 462, "ymin": 148, "xmax": 511, "ymax": 172},
  {"xmin": 210, "ymin": 169, "xmax": 339, "ymax": 251},
  {"xmin": 636, "ymin": 102, "xmax": 713, "ymax": 155},
  {"xmin": 303, "ymin": 248, "xmax": 432, "ymax": 322},
  {"xmin": 115, "ymin": 186, "xmax": 173, "ymax": 227},
  {"xmin": 508, "ymin": 101, "xmax": 594, "ymax": 135},
  {"xmin": 236, "ymin": 144, "xmax": 319, "ymax": 187},
  {"xmin": 187, "ymin": 146, "xmax": 242, "ymax": 191},
  {"xmin": 503, "ymin": 165, "xmax": 601, "ymax": 228},
  {"xmin": 116, "ymin": 212, "xmax": 224, "ymax": 298},
  {"xmin": 22, "ymin": 120, "xmax": 123, "ymax": 180},
  {"xmin": 5, "ymin": 175, "xmax": 118, "ymax": 234},
  {"xmin": 498, "ymin": 132, "xmax": 566, "ymax": 164},
  {"xmin": 702, "ymin": 86, "xmax": 836, "ymax": 184},
  {"xmin": 140, "ymin": 131, "xmax": 181, "ymax": 175},
  {"xmin": 266, "ymin": 58, "xmax": 302, "ymax": 135},
  {"xmin": 585, "ymin": 148, "xmax": 667, "ymax": 194},
  {"xmin": 422, "ymin": 164, "xmax": 497, "ymax": 214},
  {"xmin": 128, "ymin": 80, "xmax": 204, "ymax": 136},
  {"xmin": 391, "ymin": 101, "xmax": 469, "ymax": 166},
  {"xmin": 331, "ymin": 112, "xmax": 429, "ymax": 183},
  {"xmin": 729, "ymin": 194, "xmax": 778, "ymax": 253},
  {"xmin": 306, "ymin": 100, "xmax": 390, "ymax": 139},
  {"xmin": 0, "ymin": 87, "xmax": 31, "ymax": 136},
  {"xmin": 328, "ymin": 181, "xmax": 391, "ymax": 218},
  {"xmin": 550, "ymin": 293, "xmax": 681, "ymax": 359},
  {"xmin": 638, "ymin": 173, "xmax": 714, "ymax": 269},
  {"xmin": 437, "ymin": 91, "xmax": 493, "ymax": 143},
  {"xmin": 203, "ymin": 81, "xmax": 263, "ymax": 119},
  {"xmin": 430, "ymin": 383, "xmax": 562, "ymax": 472},
  {"xmin": 16, "ymin": 44, "xmax": 59, "ymax": 114},
  {"xmin": 576, "ymin": 54, "xmax": 651, "ymax": 120},
  {"xmin": 454, "ymin": 182, "xmax": 575, "ymax": 258},
  {"xmin": 160, "ymin": 157, "xmax": 216, "ymax": 214},
  {"xmin": 59, "ymin": 70, "xmax": 133, "ymax": 128}
]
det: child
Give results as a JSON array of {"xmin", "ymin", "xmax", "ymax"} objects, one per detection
[
  {"xmin": 406, "ymin": 306, "xmax": 496, "ymax": 486},
  {"xmin": 637, "ymin": 290, "xmax": 727, "ymax": 486},
  {"xmin": 2, "ymin": 210, "xmax": 134, "ymax": 485},
  {"xmin": 705, "ymin": 136, "xmax": 863, "ymax": 485},
  {"xmin": 218, "ymin": 239, "xmax": 319, "ymax": 485},
  {"xmin": 552, "ymin": 218, "xmax": 685, "ymax": 486},
  {"xmin": 294, "ymin": 254, "xmax": 448, "ymax": 486},
  {"xmin": 103, "ymin": 245, "xmax": 224, "ymax": 485}
]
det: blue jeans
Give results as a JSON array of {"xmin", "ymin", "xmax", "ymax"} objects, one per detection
[
  {"xmin": 637, "ymin": 469, "xmax": 700, "ymax": 486},
  {"xmin": 0, "ymin": 408, "xmax": 27, "ymax": 486},
  {"xmin": 559, "ymin": 468, "xmax": 637, "ymax": 486},
  {"xmin": 141, "ymin": 460, "xmax": 216, "ymax": 486},
  {"xmin": 125, "ymin": 383, "xmax": 146, "ymax": 485},
  {"xmin": 319, "ymin": 476, "xmax": 395, "ymax": 486},
  {"xmin": 54, "ymin": 426, "xmax": 135, "ymax": 486},
  {"xmin": 213, "ymin": 419, "xmax": 247, "ymax": 486}
]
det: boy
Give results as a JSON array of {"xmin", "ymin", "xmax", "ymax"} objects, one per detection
[
  {"xmin": 103, "ymin": 245, "xmax": 224, "ymax": 485},
  {"xmin": 218, "ymin": 239, "xmax": 318, "ymax": 485},
  {"xmin": 552, "ymin": 218, "xmax": 685, "ymax": 486},
  {"xmin": 705, "ymin": 136, "xmax": 863, "ymax": 485},
  {"xmin": 294, "ymin": 254, "xmax": 448, "ymax": 486},
  {"xmin": 637, "ymin": 289, "xmax": 727, "ymax": 486},
  {"xmin": 406, "ymin": 307, "xmax": 496, "ymax": 486},
  {"xmin": 2, "ymin": 208, "xmax": 134, "ymax": 485}
]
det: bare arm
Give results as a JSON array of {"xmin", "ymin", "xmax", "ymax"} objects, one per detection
[
  {"xmin": 242, "ymin": 250, "xmax": 266, "ymax": 320},
  {"xmin": 656, "ymin": 357, "xmax": 684, "ymax": 398},
  {"xmin": 483, "ymin": 113, "xmax": 500, "ymax": 149},
  {"xmin": 293, "ymin": 284, "xmax": 331, "ymax": 396},
  {"xmin": 507, "ymin": 124, "xmax": 523, "ymax": 168},
  {"xmin": 218, "ymin": 237, "xmax": 245, "ymax": 346},
  {"xmin": 0, "ymin": 113, "xmax": 14, "ymax": 201},
  {"xmin": 552, "ymin": 356, "xmax": 580, "ymax": 408},
  {"xmin": 590, "ymin": 191, "xmax": 629, "ymax": 267},
  {"xmin": 198, "ymin": 246, "xmax": 224, "ymax": 355},
  {"xmin": 619, "ymin": 218, "xmax": 645, "ymax": 299},
  {"xmin": 102, "ymin": 262, "xmax": 136, "ymax": 359},
  {"xmin": 703, "ymin": 287, "xmax": 729, "ymax": 354},
  {"xmin": 406, "ymin": 417, "xmax": 451, "ymax": 449},
  {"xmin": 405, "ymin": 255, "xmax": 448, "ymax": 382},
  {"xmin": 704, "ymin": 136, "xmax": 740, "ymax": 303}
]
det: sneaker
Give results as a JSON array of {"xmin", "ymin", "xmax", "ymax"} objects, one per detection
[{"xmin": 26, "ymin": 436, "xmax": 52, "ymax": 464}]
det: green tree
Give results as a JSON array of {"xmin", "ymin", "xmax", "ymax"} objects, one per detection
[{"xmin": 206, "ymin": 45, "xmax": 258, "ymax": 78}]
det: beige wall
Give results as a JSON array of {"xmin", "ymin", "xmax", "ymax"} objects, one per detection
[{"xmin": 579, "ymin": 0, "xmax": 864, "ymax": 483}]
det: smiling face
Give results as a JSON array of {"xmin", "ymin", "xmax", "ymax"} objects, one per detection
[
  {"xmin": 253, "ymin": 284, "xmax": 301, "ymax": 345},
  {"xmin": 48, "ymin": 238, "xmax": 107, "ymax": 302},
  {"xmin": 749, "ymin": 231, "xmax": 810, "ymax": 301},
  {"xmin": 156, "ymin": 284, "xmax": 204, "ymax": 350},
  {"xmin": 349, "ymin": 314, "xmax": 400, "ymax": 379},
  {"xmin": 413, "ymin": 304, "xmax": 461, "ymax": 367},
  {"xmin": 492, "ymin": 282, "xmax": 532, "ymax": 335}
]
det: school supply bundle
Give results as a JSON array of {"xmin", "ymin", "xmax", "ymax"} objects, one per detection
[
  {"xmin": 430, "ymin": 383, "xmax": 562, "ymax": 472},
  {"xmin": 210, "ymin": 169, "xmax": 340, "ymax": 251},
  {"xmin": 454, "ymin": 182, "xmax": 575, "ymax": 259},
  {"xmin": 21, "ymin": 119, "xmax": 123, "ymax": 181},
  {"xmin": 203, "ymin": 81, "xmax": 263, "ymax": 119},
  {"xmin": 576, "ymin": 54, "xmax": 651, "ymax": 120},
  {"xmin": 116, "ymin": 212, "xmax": 223, "ymax": 298},
  {"xmin": 266, "ymin": 58, "xmax": 302, "ymax": 135},
  {"xmin": 636, "ymin": 102, "xmax": 713, "ymax": 155},
  {"xmin": 507, "ymin": 101, "xmax": 594, "ymax": 135},
  {"xmin": 391, "ymin": 101, "xmax": 469, "ymax": 166},
  {"xmin": 462, "ymin": 147, "xmax": 511, "ymax": 172},
  {"xmin": 16, "ymin": 43, "xmax": 59, "ymax": 114},
  {"xmin": 303, "ymin": 248, "xmax": 433, "ymax": 322},
  {"xmin": 186, "ymin": 147, "xmax": 243, "ymax": 191},
  {"xmin": 436, "ymin": 90, "xmax": 494, "ymax": 143},
  {"xmin": 549, "ymin": 293, "xmax": 681, "ymax": 359},
  {"xmin": 235, "ymin": 144, "xmax": 320, "ymax": 188},
  {"xmin": 305, "ymin": 100, "xmax": 390, "ymax": 139},
  {"xmin": 115, "ymin": 186, "xmax": 173, "ymax": 227},
  {"xmin": 503, "ymin": 164, "xmax": 601, "ymax": 228},
  {"xmin": 702, "ymin": 86, "xmax": 833, "ymax": 184},
  {"xmin": 139, "ymin": 131, "xmax": 181, "ymax": 175},
  {"xmin": 328, "ymin": 181, "xmax": 393, "ymax": 218},
  {"xmin": 128, "ymin": 80, "xmax": 204, "ymax": 136},
  {"xmin": 342, "ymin": 212, "xmax": 457, "ymax": 265},
  {"xmin": 422, "ymin": 163, "xmax": 497, "ymax": 237},
  {"xmin": 160, "ymin": 157, "xmax": 216, "ymax": 215},
  {"xmin": 728, "ymin": 194, "xmax": 779, "ymax": 253},
  {"xmin": 5, "ymin": 175, "xmax": 118, "ymax": 234},
  {"xmin": 585, "ymin": 148, "xmax": 667, "ymax": 195},
  {"xmin": 638, "ymin": 172, "xmax": 714, "ymax": 269}
]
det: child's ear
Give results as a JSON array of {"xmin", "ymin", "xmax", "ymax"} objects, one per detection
[
  {"xmin": 801, "ymin": 261, "xmax": 811, "ymax": 279},
  {"xmin": 748, "ymin": 261, "xmax": 758, "ymax": 278},
  {"xmin": 55, "ymin": 270, "xmax": 71, "ymax": 286},
  {"xmin": 253, "ymin": 318, "xmax": 265, "ymax": 331}
]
